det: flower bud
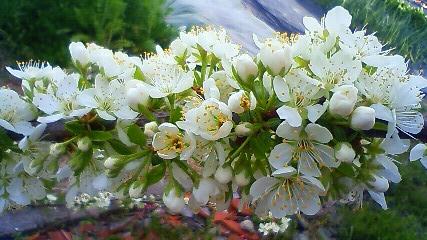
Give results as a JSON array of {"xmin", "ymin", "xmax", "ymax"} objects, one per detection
[
  {"xmin": 228, "ymin": 91, "xmax": 257, "ymax": 114},
  {"xmin": 144, "ymin": 121, "xmax": 158, "ymax": 137},
  {"xmin": 329, "ymin": 85, "xmax": 358, "ymax": 117},
  {"xmin": 259, "ymin": 45, "xmax": 292, "ymax": 76},
  {"xmin": 233, "ymin": 54, "xmax": 258, "ymax": 82},
  {"xmin": 163, "ymin": 189, "xmax": 185, "ymax": 213},
  {"xmin": 335, "ymin": 142, "xmax": 356, "ymax": 163},
  {"xmin": 77, "ymin": 137, "xmax": 91, "ymax": 152},
  {"xmin": 235, "ymin": 122, "xmax": 253, "ymax": 137},
  {"xmin": 129, "ymin": 181, "xmax": 144, "ymax": 198},
  {"xmin": 214, "ymin": 165, "xmax": 233, "ymax": 184},
  {"xmin": 234, "ymin": 170, "xmax": 250, "ymax": 187},
  {"xmin": 368, "ymin": 174, "xmax": 389, "ymax": 192},
  {"xmin": 126, "ymin": 87, "xmax": 150, "ymax": 108},
  {"xmin": 351, "ymin": 106, "xmax": 375, "ymax": 130},
  {"xmin": 69, "ymin": 42, "xmax": 89, "ymax": 66},
  {"xmin": 104, "ymin": 157, "xmax": 120, "ymax": 170},
  {"xmin": 50, "ymin": 143, "xmax": 65, "ymax": 157}
]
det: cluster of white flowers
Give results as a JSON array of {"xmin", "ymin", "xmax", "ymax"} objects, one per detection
[
  {"xmin": 1, "ymin": 6, "xmax": 427, "ymax": 223},
  {"xmin": 258, "ymin": 214, "xmax": 291, "ymax": 236}
]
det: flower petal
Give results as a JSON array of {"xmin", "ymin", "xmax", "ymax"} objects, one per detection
[{"xmin": 276, "ymin": 106, "xmax": 302, "ymax": 127}]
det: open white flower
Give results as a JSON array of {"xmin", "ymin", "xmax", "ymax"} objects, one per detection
[
  {"xmin": 269, "ymin": 122, "xmax": 339, "ymax": 177},
  {"xmin": 0, "ymin": 89, "xmax": 36, "ymax": 135},
  {"xmin": 339, "ymin": 29, "xmax": 383, "ymax": 62},
  {"xmin": 309, "ymin": 50, "xmax": 362, "ymax": 90},
  {"xmin": 140, "ymin": 55, "xmax": 193, "ymax": 98},
  {"xmin": 177, "ymin": 98, "xmax": 233, "ymax": 141},
  {"xmin": 227, "ymin": 90, "xmax": 257, "ymax": 114},
  {"xmin": 77, "ymin": 75, "xmax": 138, "ymax": 120},
  {"xmin": 152, "ymin": 123, "xmax": 196, "ymax": 160},
  {"xmin": 410, "ymin": 143, "xmax": 427, "ymax": 169},
  {"xmin": 274, "ymin": 69, "xmax": 322, "ymax": 127},
  {"xmin": 33, "ymin": 73, "xmax": 91, "ymax": 123},
  {"xmin": 250, "ymin": 166, "xmax": 325, "ymax": 217},
  {"xmin": 303, "ymin": 6, "xmax": 352, "ymax": 39},
  {"xmin": 6, "ymin": 60, "xmax": 52, "ymax": 81}
]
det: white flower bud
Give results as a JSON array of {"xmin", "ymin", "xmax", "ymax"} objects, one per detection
[
  {"xmin": 234, "ymin": 170, "xmax": 250, "ymax": 187},
  {"xmin": 335, "ymin": 142, "xmax": 356, "ymax": 163},
  {"xmin": 170, "ymin": 39, "xmax": 189, "ymax": 57},
  {"xmin": 144, "ymin": 121, "xmax": 158, "ymax": 137},
  {"xmin": 77, "ymin": 137, "xmax": 91, "ymax": 152},
  {"xmin": 129, "ymin": 182, "xmax": 144, "ymax": 198},
  {"xmin": 104, "ymin": 157, "xmax": 120, "ymax": 169},
  {"xmin": 214, "ymin": 165, "xmax": 233, "ymax": 184},
  {"xmin": 233, "ymin": 54, "xmax": 258, "ymax": 82},
  {"xmin": 228, "ymin": 91, "xmax": 257, "ymax": 114},
  {"xmin": 69, "ymin": 42, "xmax": 89, "ymax": 66},
  {"xmin": 50, "ymin": 143, "xmax": 65, "ymax": 157},
  {"xmin": 329, "ymin": 85, "xmax": 358, "ymax": 117},
  {"xmin": 126, "ymin": 87, "xmax": 150, "ymax": 108},
  {"xmin": 368, "ymin": 174, "xmax": 389, "ymax": 192},
  {"xmin": 163, "ymin": 189, "xmax": 185, "ymax": 213},
  {"xmin": 259, "ymin": 45, "xmax": 292, "ymax": 76},
  {"xmin": 351, "ymin": 106, "xmax": 376, "ymax": 130},
  {"xmin": 235, "ymin": 122, "xmax": 253, "ymax": 137}
]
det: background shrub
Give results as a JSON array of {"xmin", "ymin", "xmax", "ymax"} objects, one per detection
[{"xmin": 0, "ymin": 0, "xmax": 177, "ymax": 66}]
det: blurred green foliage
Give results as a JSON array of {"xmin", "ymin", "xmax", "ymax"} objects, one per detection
[
  {"xmin": 314, "ymin": 0, "xmax": 427, "ymax": 65},
  {"xmin": 337, "ymin": 163, "xmax": 427, "ymax": 240},
  {"xmin": 0, "ymin": 0, "xmax": 177, "ymax": 66}
]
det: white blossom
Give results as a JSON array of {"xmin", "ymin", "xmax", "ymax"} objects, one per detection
[
  {"xmin": 0, "ymin": 89, "xmax": 36, "ymax": 135},
  {"xmin": 152, "ymin": 123, "xmax": 196, "ymax": 160}
]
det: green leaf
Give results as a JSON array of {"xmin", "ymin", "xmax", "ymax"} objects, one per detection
[
  {"xmin": 69, "ymin": 148, "xmax": 93, "ymax": 176},
  {"xmin": 64, "ymin": 120, "xmax": 86, "ymax": 135},
  {"xmin": 169, "ymin": 106, "xmax": 183, "ymax": 123},
  {"xmin": 337, "ymin": 163, "xmax": 356, "ymax": 177},
  {"xmin": 127, "ymin": 124, "xmax": 146, "ymax": 147},
  {"xmin": 145, "ymin": 162, "xmax": 166, "ymax": 187},
  {"xmin": 88, "ymin": 131, "xmax": 113, "ymax": 141},
  {"xmin": 108, "ymin": 139, "xmax": 134, "ymax": 155},
  {"xmin": 134, "ymin": 67, "xmax": 145, "ymax": 81},
  {"xmin": 0, "ymin": 128, "xmax": 14, "ymax": 147}
]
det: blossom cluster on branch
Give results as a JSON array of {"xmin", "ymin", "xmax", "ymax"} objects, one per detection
[{"xmin": 1, "ymin": 7, "xmax": 427, "ymax": 217}]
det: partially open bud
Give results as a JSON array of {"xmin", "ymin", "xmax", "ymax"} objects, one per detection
[
  {"xmin": 351, "ymin": 106, "xmax": 375, "ymax": 130},
  {"xmin": 228, "ymin": 91, "xmax": 257, "ymax": 114},
  {"xmin": 104, "ymin": 157, "xmax": 120, "ymax": 170},
  {"xmin": 144, "ymin": 121, "xmax": 158, "ymax": 137},
  {"xmin": 234, "ymin": 170, "xmax": 250, "ymax": 187},
  {"xmin": 335, "ymin": 142, "xmax": 356, "ymax": 163},
  {"xmin": 69, "ymin": 42, "xmax": 89, "ymax": 66},
  {"xmin": 77, "ymin": 137, "xmax": 92, "ymax": 152},
  {"xmin": 129, "ymin": 181, "xmax": 144, "ymax": 198},
  {"xmin": 214, "ymin": 165, "xmax": 233, "ymax": 184},
  {"xmin": 259, "ymin": 44, "xmax": 292, "ymax": 76},
  {"xmin": 329, "ymin": 85, "xmax": 358, "ymax": 117},
  {"xmin": 126, "ymin": 87, "xmax": 150, "ymax": 109},
  {"xmin": 233, "ymin": 54, "xmax": 258, "ymax": 82},
  {"xmin": 163, "ymin": 189, "xmax": 185, "ymax": 213},
  {"xmin": 235, "ymin": 122, "xmax": 253, "ymax": 137},
  {"xmin": 368, "ymin": 174, "xmax": 389, "ymax": 192},
  {"xmin": 50, "ymin": 143, "xmax": 65, "ymax": 157}
]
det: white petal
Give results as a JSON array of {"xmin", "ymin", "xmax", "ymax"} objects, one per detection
[
  {"xmin": 380, "ymin": 131, "xmax": 410, "ymax": 155},
  {"xmin": 276, "ymin": 106, "xmax": 302, "ymax": 127},
  {"xmin": 273, "ymin": 76, "xmax": 290, "ymax": 102},
  {"xmin": 303, "ymin": 17, "xmax": 322, "ymax": 33},
  {"xmin": 33, "ymin": 93, "xmax": 59, "ymax": 114},
  {"xmin": 298, "ymin": 153, "xmax": 321, "ymax": 177},
  {"xmin": 325, "ymin": 6, "xmax": 352, "ymax": 34},
  {"xmin": 271, "ymin": 166, "xmax": 297, "ymax": 177},
  {"xmin": 276, "ymin": 121, "xmax": 301, "ymax": 140},
  {"xmin": 368, "ymin": 190, "xmax": 387, "ymax": 210},
  {"xmin": 97, "ymin": 110, "xmax": 116, "ymax": 121},
  {"xmin": 114, "ymin": 107, "xmax": 138, "ymax": 120},
  {"xmin": 77, "ymin": 89, "xmax": 98, "ymax": 108},
  {"xmin": 203, "ymin": 78, "xmax": 220, "ymax": 100},
  {"xmin": 300, "ymin": 194, "xmax": 321, "ymax": 215},
  {"xmin": 370, "ymin": 104, "xmax": 394, "ymax": 122},
  {"xmin": 37, "ymin": 113, "xmax": 64, "ymax": 123},
  {"xmin": 301, "ymin": 176, "xmax": 326, "ymax": 192},
  {"xmin": 14, "ymin": 122, "xmax": 35, "ymax": 135},
  {"xmin": 269, "ymin": 143, "xmax": 293, "ymax": 169},
  {"xmin": 0, "ymin": 119, "xmax": 16, "ymax": 132},
  {"xmin": 250, "ymin": 177, "xmax": 279, "ymax": 202},
  {"xmin": 305, "ymin": 123, "xmax": 333, "ymax": 143},
  {"xmin": 307, "ymin": 101, "xmax": 328, "ymax": 123},
  {"xmin": 409, "ymin": 144, "xmax": 427, "ymax": 161}
]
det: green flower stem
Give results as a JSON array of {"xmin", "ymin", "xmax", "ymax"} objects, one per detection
[{"xmin": 226, "ymin": 135, "xmax": 253, "ymax": 163}]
